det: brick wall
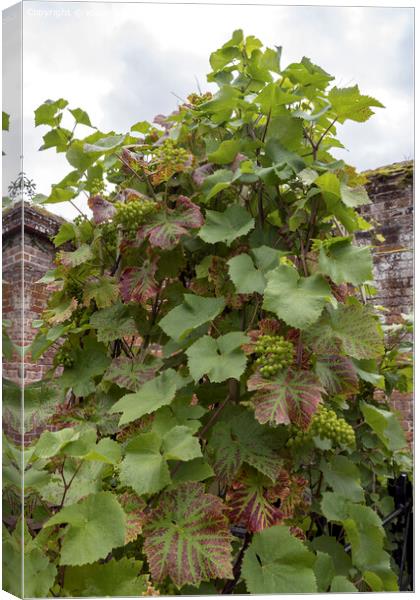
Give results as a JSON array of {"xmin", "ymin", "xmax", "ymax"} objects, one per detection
[
  {"xmin": 360, "ymin": 161, "xmax": 414, "ymax": 442},
  {"xmin": 2, "ymin": 202, "xmax": 66, "ymax": 443}
]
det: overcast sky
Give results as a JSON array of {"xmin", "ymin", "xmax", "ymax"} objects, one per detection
[{"xmin": 2, "ymin": 1, "xmax": 414, "ymax": 220}]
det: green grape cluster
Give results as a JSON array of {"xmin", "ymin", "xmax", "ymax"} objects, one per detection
[
  {"xmin": 310, "ymin": 406, "xmax": 356, "ymax": 447},
  {"xmin": 187, "ymin": 91, "xmax": 212, "ymax": 106},
  {"xmin": 53, "ymin": 345, "xmax": 74, "ymax": 369},
  {"xmin": 255, "ymin": 334, "xmax": 295, "ymax": 377},
  {"xmin": 100, "ymin": 220, "xmax": 118, "ymax": 249},
  {"xmin": 154, "ymin": 139, "xmax": 190, "ymax": 167},
  {"xmin": 89, "ymin": 177, "xmax": 105, "ymax": 195},
  {"xmin": 113, "ymin": 199, "xmax": 158, "ymax": 239}
]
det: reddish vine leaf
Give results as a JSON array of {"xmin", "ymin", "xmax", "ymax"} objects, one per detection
[
  {"xmin": 207, "ymin": 410, "xmax": 283, "ymax": 485},
  {"xmin": 267, "ymin": 470, "xmax": 311, "ymax": 519},
  {"xmin": 88, "ymin": 195, "xmax": 116, "ymax": 224},
  {"xmin": 119, "ymin": 260, "xmax": 159, "ymax": 304},
  {"xmin": 247, "ymin": 370, "xmax": 324, "ymax": 428},
  {"xmin": 137, "ymin": 196, "xmax": 204, "ymax": 250},
  {"xmin": 103, "ymin": 356, "xmax": 162, "ymax": 391},
  {"xmin": 226, "ymin": 472, "xmax": 284, "ymax": 532},
  {"xmin": 143, "ymin": 482, "xmax": 233, "ymax": 588},
  {"xmin": 315, "ymin": 354, "xmax": 359, "ymax": 396},
  {"xmin": 119, "ymin": 491, "xmax": 146, "ymax": 544}
]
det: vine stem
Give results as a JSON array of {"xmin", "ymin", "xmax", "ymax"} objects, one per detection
[
  {"xmin": 221, "ymin": 532, "xmax": 252, "ymax": 594},
  {"xmin": 115, "ymin": 152, "xmax": 157, "ymax": 200}
]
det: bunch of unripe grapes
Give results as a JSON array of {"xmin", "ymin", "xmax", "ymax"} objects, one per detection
[
  {"xmin": 154, "ymin": 139, "xmax": 190, "ymax": 169},
  {"xmin": 100, "ymin": 220, "xmax": 118, "ymax": 249},
  {"xmin": 113, "ymin": 199, "xmax": 158, "ymax": 239},
  {"xmin": 53, "ymin": 344, "xmax": 74, "ymax": 369},
  {"xmin": 89, "ymin": 177, "xmax": 105, "ymax": 196},
  {"xmin": 310, "ymin": 406, "xmax": 355, "ymax": 446},
  {"xmin": 255, "ymin": 334, "xmax": 295, "ymax": 377}
]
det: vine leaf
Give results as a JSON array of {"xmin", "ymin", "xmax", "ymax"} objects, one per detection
[
  {"xmin": 315, "ymin": 354, "xmax": 359, "ymax": 396},
  {"xmin": 263, "ymin": 265, "xmax": 330, "ymax": 330},
  {"xmin": 118, "ymin": 492, "xmax": 147, "ymax": 544},
  {"xmin": 89, "ymin": 303, "xmax": 138, "ymax": 343},
  {"xmin": 318, "ymin": 239, "xmax": 373, "ymax": 285},
  {"xmin": 360, "ymin": 402, "xmax": 407, "ymax": 451},
  {"xmin": 110, "ymin": 368, "xmax": 178, "ymax": 425},
  {"xmin": 44, "ymin": 492, "xmax": 126, "ymax": 566},
  {"xmin": 88, "ymin": 194, "xmax": 116, "ymax": 223},
  {"xmin": 119, "ymin": 427, "xmax": 202, "ymax": 496},
  {"xmin": 226, "ymin": 471, "xmax": 284, "ymax": 532},
  {"xmin": 306, "ymin": 303, "xmax": 384, "ymax": 359},
  {"xmin": 241, "ymin": 525, "xmax": 317, "ymax": 593},
  {"xmin": 58, "ymin": 244, "xmax": 93, "ymax": 267},
  {"xmin": 103, "ymin": 356, "xmax": 162, "ymax": 391},
  {"xmin": 328, "ymin": 85, "xmax": 384, "ymax": 123},
  {"xmin": 63, "ymin": 557, "xmax": 149, "ymax": 596},
  {"xmin": 138, "ymin": 196, "xmax": 203, "ymax": 250},
  {"xmin": 247, "ymin": 369, "xmax": 324, "ymax": 428},
  {"xmin": 44, "ymin": 297, "xmax": 78, "ymax": 325},
  {"xmin": 60, "ymin": 338, "xmax": 111, "ymax": 397},
  {"xmin": 143, "ymin": 482, "xmax": 233, "ymax": 587},
  {"xmin": 159, "ymin": 294, "xmax": 225, "ymax": 342},
  {"xmin": 119, "ymin": 261, "xmax": 159, "ymax": 304},
  {"xmin": 186, "ymin": 332, "xmax": 249, "ymax": 383},
  {"xmin": 207, "ymin": 409, "xmax": 283, "ymax": 485},
  {"xmin": 227, "ymin": 254, "xmax": 266, "ymax": 294},
  {"xmin": 83, "ymin": 275, "xmax": 120, "ymax": 308},
  {"xmin": 320, "ymin": 456, "xmax": 364, "ymax": 502},
  {"xmin": 198, "ymin": 204, "xmax": 255, "ymax": 246}
]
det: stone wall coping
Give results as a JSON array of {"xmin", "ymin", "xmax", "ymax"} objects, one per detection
[{"xmin": 2, "ymin": 200, "xmax": 67, "ymax": 241}]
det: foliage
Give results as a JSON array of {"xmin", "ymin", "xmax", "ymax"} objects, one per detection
[{"xmin": 3, "ymin": 31, "xmax": 412, "ymax": 596}]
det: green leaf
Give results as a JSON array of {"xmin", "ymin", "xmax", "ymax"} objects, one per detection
[
  {"xmin": 69, "ymin": 107, "xmax": 93, "ymax": 127},
  {"xmin": 227, "ymin": 254, "xmax": 266, "ymax": 294},
  {"xmin": 248, "ymin": 369, "xmax": 323, "ymax": 428},
  {"xmin": 361, "ymin": 402, "xmax": 407, "ymax": 451},
  {"xmin": 263, "ymin": 265, "xmax": 330, "ymax": 329},
  {"xmin": 171, "ymin": 457, "xmax": 214, "ymax": 483},
  {"xmin": 198, "ymin": 205, "xmax": 255, "ymax": 246},
  {"xmin": 342, "ymin": 504, "xmax": 390, "ymax": 574},
  {"xmin": 328, "ymin": 85, "xmax": 384, "ymax": 123},
  {"xmin": 340, "ymin": 183, "xmax": 371, "ymax": 207},
  {"xmin": 330, "ymin": 575, "xmax": 358, "ymax": 592},
  {"xmin": 119, "ymin": 432, "xmax": 173, "ymax": 496},
  {"xmin": 45, "ymin": 185, "xmax": 77, "ymax": 204},
  {"xmin": 143, "ymin": 482, "xmax": 233, "ymax": 587},
  {"xmin": 83, "ymin": 133, "xmax": 126, "ymax": 153},
  {"xmin": 201, "ymin": 169, "xmax": 233, "ymax": 200},
  {"xmin": 103, "ymin": 355, "xmax": 161, "ymax": 391},
  {"xmin": 318, "ymin": 239, "xmax": 373, "ymax": 285},
  {"xmin": 59, "ymin": 244, "xmax": 93, "ymax": 267},
  {"xmin": 120, "ymin": 436, "xmax": 161, "ymax": 495},
  {"xmin": 63, "ymin": 557, "xmax": 148, "ymax": 596},
  {"xmin": 44, "ymin": 492, "xmax": 126, "ymax": 565},
  {"xmin": 40, "ymin": 127, "xmax": 72, "ymax": 151},
  {"xmin": 53, "ymin": 222, "xmax": 76, "ymax": 246},
  {"xmin": 320, "ymin": 492, "xmax": 350, "ymax": 522},
  {"xmin": 265, "ymin": 138, "xmax": 306, "ymax": 173},
  {"xmin": 315, "ymin": 171, "xmax": 340, "ymax": 200},
  {"xmin": 34, "ymin": 98, "xmax": 68, "ymax": 126},
  {"xmin": 159, "ymin": 294, "xmax": 225, "ymax": 342},
  {"xmin": 321, "ymin": 456, "xmax": 364, "ymax": 502},
  {"xmin": 34, "ymin": 427, "xmax": 79, "ymax": 458},
  {"xmin": 2, "ymin": 111, "xmax": 10, "ymax": 131},
  {"xmin": 66, "ymin": 140, "xmax": 97, "ymax": 171},
  {"xmin": 242, "ymin": 525, "xmax": 317, "ymax": 593},
  {"xmin": 89, "ymin": 303, "xmax": 138, "ymax": 343},
  {"xmin": 83, "ymin": 275, "xmax": 120, "ymax": 308},
  {"xmin": 60, "ymin": 338, "xmax": 111, "ymax": 397},
  {"xmin": 110, "ymin": 369, "xmax": 178, "ymax": 426},
  {"xmin": 255, "ymin": 83, "xmax": 300, "ymax": 115},
  {"xmin": 186, "ymin": 332, "xmax": 249, "ymax": 383},
  {"xmin": 208, "ymin": 139, "xmax": 241, "ymax": 164},
  {"xmin": 24, "ymin": 548, "xmax": 57, "ymax": 597},
  {"xmin": 207, "ymin": 409, "xmax": 283, "ymax": 484},
  {"xmin": 313, "ymin": 551, "xmax": 335, "ymax": 592},
  {"xmin": 311, "ymin": 536, "xmax": 351, "ymax": 576},
  {"xmin": 307, "ymin": 303, "xmax": 384, "ymax": 359}
]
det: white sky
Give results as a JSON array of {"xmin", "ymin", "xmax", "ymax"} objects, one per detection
[{"xmin": 2, "ymin": 1, "xmax": 415, "ymax": 220}]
